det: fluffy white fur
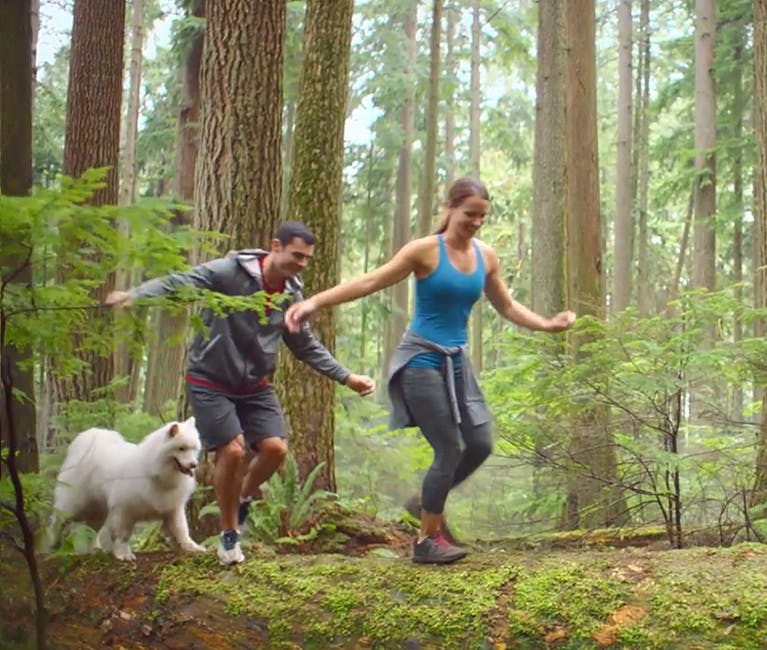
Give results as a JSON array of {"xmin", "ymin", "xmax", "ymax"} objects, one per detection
[{"xmin": 50, "ymin": 417, "xmax": 205, "ymax": 561}]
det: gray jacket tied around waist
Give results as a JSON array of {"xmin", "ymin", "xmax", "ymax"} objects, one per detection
[{"xmin": 387, "ymin": 329, "xmax": 491, "ymax": 430}]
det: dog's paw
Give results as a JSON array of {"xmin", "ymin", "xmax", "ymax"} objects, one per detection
[
  {"xmin": 181, "ymin": 541, "xmax": 206, "ymax": 553},
  {"xmin": 113, "ymin": 549, "xmax": 136, "ymax": 561}
]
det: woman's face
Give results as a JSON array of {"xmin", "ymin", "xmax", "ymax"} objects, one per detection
[{"xmin": 447, "ymin": 195, "xmax": 489, "ymax": 238}]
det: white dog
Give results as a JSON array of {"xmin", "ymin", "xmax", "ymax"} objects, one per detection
[{"xmin": 50, "ymin": 418, "xmax": 206, "ymax": 561}]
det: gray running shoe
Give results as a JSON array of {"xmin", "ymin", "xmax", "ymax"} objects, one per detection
[{"xmin": 412, "ymin": 533, "xmax": 467, "ymax": 564}]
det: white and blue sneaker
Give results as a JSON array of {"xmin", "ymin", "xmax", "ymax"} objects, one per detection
[{"xmin": 217, "ymin": 529, "xmax": 245, "ymax": 566}]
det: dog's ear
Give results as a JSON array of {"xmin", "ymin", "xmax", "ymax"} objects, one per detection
[{"xmin": 168, "ymin": 423, "xmax": 180, "ymax": 437}]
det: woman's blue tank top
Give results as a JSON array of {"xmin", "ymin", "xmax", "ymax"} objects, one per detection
[{"xmin": 407, "ymin": 234, "xmax": 485, "ymax": 368}]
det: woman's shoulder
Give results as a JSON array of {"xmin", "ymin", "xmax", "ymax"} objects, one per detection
[
  {"xmin": 404, "ymin": 234, "xmax": 440, "ymax": 254},
  {"xmin": 472, "ymin": 237, "xmax": 499, "ymax": 269},
  {"xmin": 472, "ymin": 237, "xmax": 497, "ymax": 255}
]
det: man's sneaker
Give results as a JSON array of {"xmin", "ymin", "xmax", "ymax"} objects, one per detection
[
  {"xmin": 412, "ymin": 533, "xmax": 467, "ymax": 564},
  {"xmin": 237, "ymin": 498, "xmax": 252, "ymax": 530},
  {"xmin": 403, "ymin": 495, "xmax": 460, "ymax": 545},
  {"xmin": 217, "ymin": 529, "xmax": 245, "ymax": 566}
]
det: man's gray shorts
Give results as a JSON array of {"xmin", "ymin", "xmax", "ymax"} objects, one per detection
[{"xmin": 187, "ymin": 383, "xmax": 287, "ymax": 451}]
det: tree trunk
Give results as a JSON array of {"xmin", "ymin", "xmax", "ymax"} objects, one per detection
[
  {"xmin": 669, "ymin": 189, "xmax": 694, "ymax": 303},
  {"xmin": 443, "ymin": 4, "xmax": 457, "ymax": 192},
  {"xmin": 360, "ymin": 143, "xmax": 375, "ymax": 367},
  {"xmin": 0, "ymin": 0, "xmax": 38, "ymax": 473},
  {"xmin": 531, "ymin": 0, "xmax": 566, "ymax": 319},
  {"xmin": 195, "ymin": 0, "xmax": 285, "ymax": 248},
  {"xmin": 730, "ymin": 24, "xmax": 746, "ymax": 420},
  {"xmin": 384, "ymin": 0, "xmax": 417, "ymax": 369},
  {"xmin": 563, "ymin": 0, "xmax": 626, "ymax": 529},
  {"xmin": 635, "ymin": 0, "xmax": 651, "ymax": 316},
  {"xmin": 752, "ymin": 0, "xmax": 767, "ymax": 501},
  {"xmin": 689, "ymin": 0, "xmax": 717, "ymax": 422},
  {"xmin": 119, "ymin": 0, "xmax": 144, "ymax": 209},
  {"xmin": 114, "ymin": 0, "xmax": 145, "ymax": 404},
  {"xmin": 277, "ymin": 0, "xmax": 354, "ymax": 491},
  {"xmin": 692, "ymin": 0, "xmax": 717, "ymax": 293},
  {"xmin": 54, "ymin": 0, "xmax": 125, "ymax": 406},
  {"xmin": 416, "ymin": 0, "xmax": 442, "ymax": 237},
  {"xmin": 280, "ymin": 100, "xmax": 296, "ymax": 220},
  {"xmin": 469, "ymin": 0, "xmax": 482, "ymax": 372},
  {"xmin": 143, "ymin": 0, "xmax": 205, "ymax": 418},
  {"xmin": 612, "ymin": 0, "xmax": 633, "ymax": 313}
]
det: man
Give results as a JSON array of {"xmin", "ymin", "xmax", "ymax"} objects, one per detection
[{"xmin": 106, "ymin": 221, "xmax": 374, "ymax": 565}]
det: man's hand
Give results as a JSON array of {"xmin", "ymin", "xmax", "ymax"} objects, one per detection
[
  {"xmin": 345, "ymin": 373, "xmax": 375, "ymax": 396},
  {"xmin": 105, "ymin": 290, "xmax": 134, "ymax": 308},
  {"xmin": 285, "ymin": 298, "xmax": 317, "ymax": 333},
  {"xmin": 547, "ymin": 310, "xmax": 576, "ymax": 333}
]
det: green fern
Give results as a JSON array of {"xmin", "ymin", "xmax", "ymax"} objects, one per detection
[{"xmin": 248, "ymin": 453, "xmax": 335, "ymax": 543}]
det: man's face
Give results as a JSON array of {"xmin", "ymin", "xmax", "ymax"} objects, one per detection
[{"xmin": 271, "ymin": 236, "xmax": 313, "ymax": 278}]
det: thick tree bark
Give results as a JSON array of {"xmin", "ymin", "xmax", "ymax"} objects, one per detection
[
  {"xmin": 114, "ymin": 0, "xmax": 146, "ymax": 404},
  {"xmin": 531, "ymin": 0, "xmax": 566, "ymax": 319},
  {"xmin": 195, "ymin": 0, "xmax": 285, "ymax": 248},
  {"xmin": 443, "ymin": 4, "xmax": 457, "ymax": 191},
  {"xmin": 277, "ymin": 0, "xmax": 354, "ymax": 491},
  {"xmin": 0, "ymin": 0, "xmax": 38, "ymax": 473},
  {"xmin": 143, "ymin": 0, "xmax": 205, "ymax": 418},
  {"xmin": 563, "ymin": 0, "xmax": 626, "ymax": 529},
  {"xmin": 54, "ymin": 0, "xmax": 125, "ymax": 406},
  {"xmin": 384, "ymin": 0, "xmax": 417, "ymax": 370},
  {"xmin": 752, "ymin": 0, "xmax": 767, "ymax": 501},
  {"xmin": 636, "ymin": 0, "xmax": 651, "ymax": 316},
  {"xmin": 691, "ymin": 0, "xmax": 717, "ymax": 292},
  {"xmin": 612, "ymin": 0, "xmax": 633, "ymax": 313},
  {"xmin": 416, "ymin": 0, "xmax": 442, "ymax": 237},
  {"xmin": 730, "ymin": 27, "xmax": 745, "ymax": 419}
]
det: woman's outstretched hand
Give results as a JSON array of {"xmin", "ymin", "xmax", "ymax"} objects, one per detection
[
  {"xmin": 547, "ymin": 310, "xmax": 577, "ymax": 332},
  {"xmin": 285, "ymin": 298, "xmax": 317, "ymax": 333}
]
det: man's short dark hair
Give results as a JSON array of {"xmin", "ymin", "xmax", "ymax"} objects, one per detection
[{"xmin": 275, "ymin": 221, "xmax": 314, "ymax": 246}]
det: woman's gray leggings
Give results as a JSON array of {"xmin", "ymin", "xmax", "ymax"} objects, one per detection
[{"xmin": 400, "ymin": 365, "xmax": 493, "ymax": 514}]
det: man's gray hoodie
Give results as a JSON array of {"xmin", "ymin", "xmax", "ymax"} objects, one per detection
[{"xmin": 130, "ymin": 249, "xmax": 350, "ymax": 390}]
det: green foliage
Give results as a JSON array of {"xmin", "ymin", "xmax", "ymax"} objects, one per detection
[
  {"xmin": 482, "ymin": 287, "xmax": 767, "ymax": 538},
  {"xmin": 239, "ymin": 454, "xmax": 336, "ymax": 544},
  {"xmin": 1, "ymin": 173, "xmax": 197, "ymax": 383},
  {"xmin": 0, "ymin": 468, "xmax": 50, "ymax": 544}
]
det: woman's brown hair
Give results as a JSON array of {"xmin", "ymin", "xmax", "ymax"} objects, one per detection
[{"xmin": 433, "ymin": 178, "xmax": 490, "ymax": 234}]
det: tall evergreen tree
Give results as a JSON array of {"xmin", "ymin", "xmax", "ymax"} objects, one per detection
[
  {"xmin": 613, "ymin": 0, "xmax": 633, "ymax": 312},
  {"xmin": 55, "ymin": 0, "xmax": 125, "ymax": 405},
  {"xmin": 144, "ymin": 0, "xmax": 205, "ymax": 418},
  {"xmin": 278, "ymin": 0, "xmax": 355, "ymax": 490},
  {"xmin": 531, "ymin": 0, "xmax": 566, "ymax": 320},
  {"xmin": 563, "ymin": 0, "xmax": 626, "ymax": 529},
  {"xmin": 692, "ymin": 0, "xmax": 717, "ymax": 293},
  {"xmin": 752, "ymin": 0, "xmax": 767, "ymax": 501},
  {"xmin": 195, "ymin": 0, "xmax": 285, "ymax": 247},
  {"xmin": 0, "ymin": 0, "xmax": 37, "ymax": 472}
]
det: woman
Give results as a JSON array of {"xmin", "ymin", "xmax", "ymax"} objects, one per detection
[{"xmin": 285, "ymin": 178, "xmax": 575, "ymax": 564}]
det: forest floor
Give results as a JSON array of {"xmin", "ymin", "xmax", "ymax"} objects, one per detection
[{"xmin": 2, "ymin": 512, "xmax": 767, "ymax": 650}]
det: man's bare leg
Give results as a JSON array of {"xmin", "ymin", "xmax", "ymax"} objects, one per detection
[
  {"xmin": 240, "ymin": 436, "xmax": 287, "ymax": 500},
  {"xmin": 214, "ymin": 435, "xmax": 248, "ymax": 532}
]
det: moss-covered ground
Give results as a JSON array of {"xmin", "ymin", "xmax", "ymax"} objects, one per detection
[{"xmin": 2, "ymin": 529, "xmax": 767, "ymax": 649}]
